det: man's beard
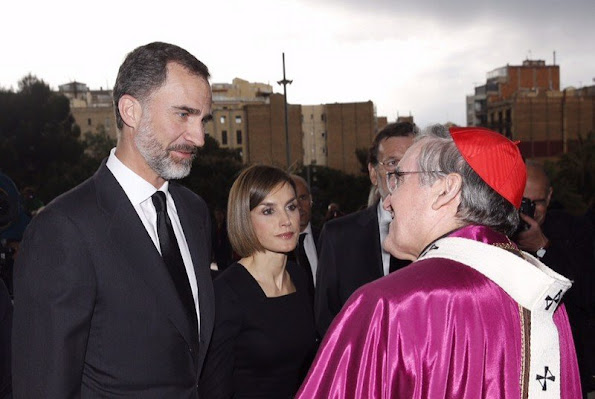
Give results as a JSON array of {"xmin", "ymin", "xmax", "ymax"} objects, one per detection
[{"xmin": 135, "ymin": 118, "xmax": 197, "ymax": 180}]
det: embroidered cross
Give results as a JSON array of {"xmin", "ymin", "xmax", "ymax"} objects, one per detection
[
  {"xmin": 536, "ymin": 366, "xmax": 555, "ymax": 391},
  {"xmin": 545, "ymin": 289, "xmax": 562, "ymax": 311}
]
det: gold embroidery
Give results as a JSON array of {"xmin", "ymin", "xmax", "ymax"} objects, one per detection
[
  {"xmin": 491, "ymin": 239, "xmax": 525, "ymax": 259},
  {"xmin": 519, "ymin": 305, "xmax": 531, "ymax": 399}
]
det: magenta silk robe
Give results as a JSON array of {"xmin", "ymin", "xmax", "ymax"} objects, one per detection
[{"xmin": 297, "ymin": 225, "xmax": 581, "ymax": 398}]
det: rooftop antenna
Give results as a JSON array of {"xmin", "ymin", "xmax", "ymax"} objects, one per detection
[{"xmin": 277, "ymin": 52, "xmax": 293, "ymax": 168}]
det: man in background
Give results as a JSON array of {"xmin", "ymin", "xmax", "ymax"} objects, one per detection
[
  {"xmin": 291, "ymin": 175, "xmax": 319, "ymax": 302},
  {"xmin": 0, "ymin": 279, "xmax": 11, "ymax": 399},
  {"xmin": 315, "ymin": 122, "xmax": 415, "ymax": 336},
  {"xmin": 515, "ymin": 160, "xmax": 595, "ymax": 396}
]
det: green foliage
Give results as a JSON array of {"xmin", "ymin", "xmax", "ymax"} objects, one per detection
[
  {"xmin": 180, "ymin": 135, "xmax": 244, "ymax": 210},
  {"xmin": 545, "ymin": 132, "xmax": 595, "ymax": 214},
  {"xmin": 355, "ymin": 147, "xmax": 369, "ymax": 174},
  {"xmin": 82, "ymin": 125, "xmax": 116, "ymax": 160},
  {"xmin": 0, "ymin": 75, "xmax": 90, "ymax": 203},
  {"xmin": 294, "ymin": 165, "xmax": 370, "ymax": 226}
]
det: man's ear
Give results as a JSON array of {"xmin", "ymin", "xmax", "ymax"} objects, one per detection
[
  {"xmin": 432, "ymin": 173, "xmax": 462, "ymax": 210},
  {"xmin": 118, "ymin": 94, "xmax": 142, "ymax": 130},
  {"xmin": 368, "ymin": 163, "xmax": 378, "ymax": 186}
]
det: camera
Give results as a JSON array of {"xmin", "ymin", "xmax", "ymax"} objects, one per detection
[
  {"xmin": 520, "ymin": 197, "xmax": 535, "ymax": 219},
  {"xmin": 515, "ymin": 197, "xmax": 536, "ymax": 235}
]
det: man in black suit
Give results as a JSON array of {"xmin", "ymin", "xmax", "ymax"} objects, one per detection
[
  {"xmin": 291, "ymin": 175, "xmax": 319, "ymax": 302},
  {"xmin": 12, "ymin": 42, "xmax": 215, "ymax": 398},
  {"xmin": 315, "ymin": 122, "xmax": 415, "ymax": 336},
  {"xmin": 0, "ymin": 279, "xmax": 11, "ymax": 399},
  {"xmin": 515, "ymin": 160, "xmax": 595, "ymax": 397}
]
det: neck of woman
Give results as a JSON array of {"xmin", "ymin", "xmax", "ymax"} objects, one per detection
[{"xmin": 240, "ymin": 251, "xmax": 295, "ymax": 296}]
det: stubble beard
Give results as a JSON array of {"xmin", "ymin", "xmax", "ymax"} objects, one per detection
[{"xmin": 135, "ymin": 117, "xmax": 196, "ymax": 180}]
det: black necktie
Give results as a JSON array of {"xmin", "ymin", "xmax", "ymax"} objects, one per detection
[
  {"xmin": 297, "ymin": 233, "xmax": 315, "ymax": 304},
  {"xmin": 152, "ymin": 191, "xmax": 197, "ymax": 331}
]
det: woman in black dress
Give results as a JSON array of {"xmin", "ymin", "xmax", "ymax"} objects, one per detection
[{"xmin": 200, "ymin": 165, "xmax": 317, "ymax": 399}]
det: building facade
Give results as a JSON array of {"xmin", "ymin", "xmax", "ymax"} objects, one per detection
[
  {"xmin": 59, "ymin": 77, "xmax": 391, "ymax": 174},
  {"xmin": 207, "ymin": 78, "xmax": 273, "ymax": 159},
  {"xmin": 325, "ymin": 101, "xmax": 377, "ymax": 175},
  {"xmin": 58, "ymin": 82, "xmax": 115, "ymax": 139},
  {"xmin": 301, "ymin": 104, "xmax": 327, "ymax": 166},
  {"xmin": 467, "ymin": 59, "xmax": 593, "ymax": 158}
]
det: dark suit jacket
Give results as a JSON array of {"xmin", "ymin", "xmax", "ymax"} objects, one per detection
[
  {"xmin": 539, "ymin": 210, "xmax": 595, "ymax": 392},
  {"xmin": 12, "ymin": 162, "xmax": 215, "ymax": 398},
  {"xmin": 311, "ymin": 225, "xmax": 321, "ymax": 253},
  {"xmin": 0, "ymin": 279, "xmax": 11, "ymax": 399},
  {"xmin": 315, "ymin": 204, "xmax": 408, "ymax": 336}
]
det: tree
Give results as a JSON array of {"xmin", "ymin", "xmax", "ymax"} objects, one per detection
[
  {"xmin": 0, "ymin": 75, "xmax": 88, "ymax": 203},
  {"xmin": 355, "ymin": 148, "xmax": 369, "ymax": 174},
  {"xmin": 82, "ymin": 125, "xmax": 116, "ymax": 161},
  {"xmin": 180, "ymin": 135, "xmax": 244, "ymax": 210},
  {"xmin": 294, "ymin": 164, "xmax": 370, "ymax": 226},
  {"xmin": 546, "ymin": 132, "xmax": 595, "ymax": 214}
]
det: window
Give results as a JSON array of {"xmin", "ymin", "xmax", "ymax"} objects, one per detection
[
  {"xmin": 87, "ymin": 118, "xmax": 92, "ymax": 126},
  {"xmin": 221, "ymin": 130, "xmax": 228, "ymax": 145},
  {"xmin": 321, "ymin": 114, "xmax": 326, "ymax": 122},
  {"xmin": 235, "ymin": 115, "xmax": 242, "ymax": 124},
  {"xmin": 236, "ymin": 130, "xmax": 242, "ymax": 145},
  {"xmin": 321, "ymin": 132, "xmax": 326, "ymax": 138},
  {"xmin": 220, "ymin": 116, "xmax": 226, "ymax": 124}
]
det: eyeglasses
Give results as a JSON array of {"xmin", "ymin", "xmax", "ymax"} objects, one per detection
[
  {"xmin": 386, "ymin": 169, "xmax": 444, "ymax": 193},
  {"xmin": 376, "ymin": 158, "xmax": 399, "ymax": 171}
]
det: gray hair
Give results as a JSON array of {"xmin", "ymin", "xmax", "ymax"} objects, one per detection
[
  {"xmin": 414, "ymin": 124, "xmax": 520, "ymax": 236},
  {"xmin": 113, "ymin": 42, "xmax": 210, "ymax": 132}
]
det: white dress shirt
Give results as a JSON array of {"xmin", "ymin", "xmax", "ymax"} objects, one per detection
[
  {"xmin": 377, "ymin": 201, "xmax": 393, "ymax": 276},
  {"xmin": 302, "ymin": 223, "xmax": 319, "ymax": 286},
  {"xmin": 106, "ymin": 148, "xmax": 200, "ymax": 332}
]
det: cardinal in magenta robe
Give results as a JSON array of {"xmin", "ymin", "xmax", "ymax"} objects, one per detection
[{"xmin": 297, "ymin": 126, "xmax": 581, "ymax": 398}]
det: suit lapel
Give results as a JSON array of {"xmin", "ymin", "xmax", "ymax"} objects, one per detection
[
  {"xmin": 357, "ymin": 204, "xmax": 384, "ymax": 277},
  {"xmin": 94, "ymin": 163, "xmax": 195, "ymax": 347}
]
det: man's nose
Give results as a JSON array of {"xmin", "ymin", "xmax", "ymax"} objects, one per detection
[
  {"xmin": 184, "ymin": 120, "xmax": 205, "ymax": 147},
  {"xmin": 382, "ymin": 194, "xmax": 393, "ymax": 212}
]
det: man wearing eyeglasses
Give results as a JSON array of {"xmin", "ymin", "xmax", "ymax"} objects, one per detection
[
  {"xmin": 314, "ymin": 122, "xmax": 414, "ymax": 337},
  {"xmin": 297, "ymin": 125, "xmax": 581, "ymax": 398},
  {"xmin": 515, "ymin": 161, "xmax": 595, "ymax": 396}
]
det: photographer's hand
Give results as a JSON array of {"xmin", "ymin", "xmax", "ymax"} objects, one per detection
[{"xmin": 516, "ymin": 213, "xmax": 549, "ymax": 253}]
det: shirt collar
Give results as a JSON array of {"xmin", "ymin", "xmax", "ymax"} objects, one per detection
[
  {"xmin": 106, "ymin": 148, "xmax": 169, "ymax": 205},
  {"xmin": 302, "ymin": 223, "xmax": 313, "ymax": 236}
]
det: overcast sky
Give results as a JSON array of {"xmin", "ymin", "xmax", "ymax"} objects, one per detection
[{"xmin": 2, "ymin": 0, "xmax": 593, "ymax": 128}]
